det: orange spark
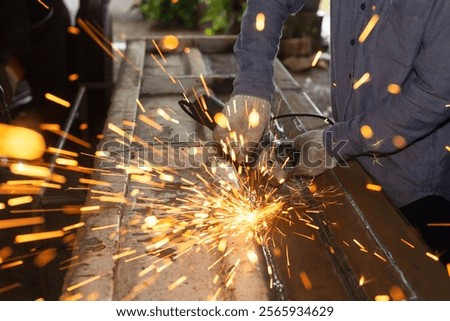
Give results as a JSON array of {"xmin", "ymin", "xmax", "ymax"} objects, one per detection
[
  {"xmin": 311, "ymin": 50, "xmax": 323, "ymax": 67},
  {"xmin": 56, "ymin": 158, "xmax": 78, "ymax": 166},
  {"xmin": 400, "ymin": 238, "xmax": 415, "ymax": 249},
  {"xmin": 199, "ymin": 74, "xmax": 211, "ymax": 96},
  {"xmin": 47, "ymin": 128, "xmax": 91, "ymax": 149},
  {"xmin": 37, "ymin": 0, "xmax": 49, "ymax": 10},
  {"xmin": 63, "ymin": 222, "xmax": 85, "ymax": 232},
  {"xmin": 0, "ymin": 282, "xmax": 21, "ymax": 294},
  {"xmin": 387, "ymin": 83, "xmax": 401, "ymax": 94},
  {"xmin": 34, "ymin": 248, "xmax": 57, "ymax": 268},
  {"xmin": 168, "ymin": 275, "xmax": 188, "ymax": 291},
  {"xmin": 392, "ymin": 135, "xmax": 407, "ymax": 149},
  {"xmin": 79, "ymin": 178, "xmax": 111, "ymax": 187},
  {"xmin": 47, "ymin": 147, "xmax": 78, "ymax": 158},
  {"xmin": 162, "ymin": 35, "xmax": 179, "ymax": 51},
  {"xmin": 136, "ymin": 98, "xmax": 146, "ymax": 113},
  {"xmin": 77, "ymin": 18, "xmax": 116, "ymax": 61},
  {"xmin": 246, "ymin": 250, "xmax": 259, "ymax": 264},
  {"xmin": 373, "ymin": 252, "xmax": 387, "ymax": 262},
  {"xmin": 353, "ymin": 72, "xmax": 371, "ymax": 90},
  {"xmin": 360, "ymin": 125, "xmax": 374, "ymax": 139},
  {"xmin": 425, "ymin": 252, "xmax": 440, "ymax": 261},
  {"xmin": 15, "ymin": 230, "xmax": 65, "ymax": 243},
  {"xmin": 0, "ymin": 217, "xmax": 45, "ymax": 230},
  {"xmin": 389, "ymin": 285, "xmax": 406, "ymax": 301},
  {"xmin": 7, "ymin": 196, "xmax": 33, "ymax": 207},
  {"xmin": 79, "ymin": 123, "xmax": 88, "ymax": 131},
  {"xmin": 138, "ymin": 114, "xmax": 163, "ymax": 131},
  {"xmin": 45, "ymin": 93, "xmax": 71, "ymax": 108},
  {"xmin": 248, "ymin": 108, "xmax": 260, "ymax": 128},
  {"xmin": 358, "ymin": 14, "xmax": 380, "ymax": 43},
  {"xmin": 256, "ymin": 13, "xmax": 266, "ymax": 31},
  {"xmin": 66, "ymin": 275, "xmax": 102, "ymax": 292},
  {"xmin": 0, "ymin": 124, "xmax": 46, "ymax": 160},
  {"xmin": 0, "ymin": 260, "xmax": 23, "ymax": 270},
  {"xmin": 375, "ymin": 294, "xmax": 390, "ymax": 301},
  {"xmin": 299, "ymin": 271, "xmax": 312, "ymax": 290},
  {"xmin": 91, "ymin": 224, "xmax": 118, "ymax": 231},
  {"xmin": 113, "ymin": 249, "xmax": 137, "ymax": 261},
  {"xmin": 366, "ymin": 183, "xmax": 382, "ymax": 192},
  {"xmin": 67, "ymin": 26, "xmax": 80, "ymax": 35}
]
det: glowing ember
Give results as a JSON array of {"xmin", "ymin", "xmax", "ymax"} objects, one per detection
[
  {"xmin": 366, "ymin": 183, "xmax": 382, "ymax": 192},
  {"xmin": 299, "ymin": 271, "xmax": 312, "ymax": 290},
  {"xmin": 7, "ymin": 196, "xmax": 33, "ymax": 207},
  {"xmin": 0, "ymin": 217, "xmax": 44, "ymax": 230},
  {"xmin": 15, "ymin": 230, "xmax": 65, "ymax": 243},
  {"xmin": 214, "ymin": 112, "xmax": 230, "ymax": 130},
  {"xmin": 360, "ymin": 125, "xmax": 374, "ymax": 139},
  {"xmin": 375, "ymin": 294, "xmax": 390, "ymax": 301},
  {"xmin": 162, "ymin": 35, "xmax": 180, "ymax": 51},
  {"xmin": 353, "ymin": 72, "xmax": 371, "ymax": 90},
  {"xmin": 387, "ymin": 83, "xmax": 401, "ymax": 94},
  {"xmin": 37, "ymin": 0, "xmax": 49, "ymax": 10},
  {"xmin": 425, "ymin": 252, "xmax": 440, "ymax": 261},
  {"xmin": 255, "ymin": 13, "xmax": 266, "ymax": 31},
  {"xmin": 311, "ymin": 50, "xmax": 323, "ymax": 67},
  {"xmin": 248, "ymin": 108, "xmax": 260, "ymax": 128},
  {"xmin": 67, "ymin": 26, "xmax": 80, "ymax": 35},
  {"xmin": 45, "ymin": 93, "xmax": 71, "ymax": 108},
  {"xmin": 246, "ymin": 250, "xmax": 259, "ymax": 264},
  {"xmin": 392, "ymin": 135, "xmax": 407, "ymax": 149},
  {"xmin": 358, "ymin": 14, "xmax": 380, "ymax": 43},
  {"xmin": 0, "ymin": 124, "xmax": 46, "ymax": 160},
  {"xmin": 34, "ymin": 248, "xmax": 57, "ymax": 268}
]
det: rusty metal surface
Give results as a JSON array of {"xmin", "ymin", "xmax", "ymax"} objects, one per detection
[{"xmin": 61, "ymin": 36, "xmax": 450, "ymax": 301}]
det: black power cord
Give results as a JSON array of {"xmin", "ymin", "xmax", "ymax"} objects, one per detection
[{"xmin": 271, "ymin": 113, "xmax": 335, "ymax": 125}]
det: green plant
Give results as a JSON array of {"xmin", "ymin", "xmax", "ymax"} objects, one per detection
[
  {"xmin": 140, "ymin": 0, "xmax": 200, "ymax": 29},
  {"xmin": 200, "ymin": 0, "xmax": 246, "ymax": 35}
]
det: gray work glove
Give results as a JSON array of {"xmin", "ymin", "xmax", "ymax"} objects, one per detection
[
  {"xmin": 212, "ymin": 95, "xmax": 270, "ymax": 163},
  {"xmin": 292, "ymin": 129, "xmax": 337, "ymax": 177}
]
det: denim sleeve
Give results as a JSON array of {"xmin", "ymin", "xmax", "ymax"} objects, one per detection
[
  {"xmin": 329, "ymin": 1, "xmax": 450, "ymax": 159},
  {"xmin": 232, "ymin": 0, "xmax": 306, "ymax": 101}
]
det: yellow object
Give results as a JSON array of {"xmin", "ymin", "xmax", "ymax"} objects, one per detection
[{"xmin": 0, "ymin": 124, "xmax": 46, "ymax": 160}]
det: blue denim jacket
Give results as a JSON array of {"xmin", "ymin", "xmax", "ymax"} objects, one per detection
[{"xmin": 233, "ymin": 0, "xmax": 450, "ymax": 207}]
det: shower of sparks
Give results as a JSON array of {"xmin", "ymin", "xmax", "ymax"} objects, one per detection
[{"xmin": 2, "ymin": 30, "xmax": 431, "ymax": 302}]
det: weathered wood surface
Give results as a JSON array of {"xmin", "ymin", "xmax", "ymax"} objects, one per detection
[{"xmin": 61, "ymin": 36, "xmax": 450, "ymax": 301}]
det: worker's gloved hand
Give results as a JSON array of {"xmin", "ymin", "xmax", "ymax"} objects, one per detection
[
  {"xmin": 212, "ymin": 95, "xmax": 270, "ymax": 163},
  {"xmin": 292, "ymin": 129, "xmax": 336, "ymax": 177}
]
